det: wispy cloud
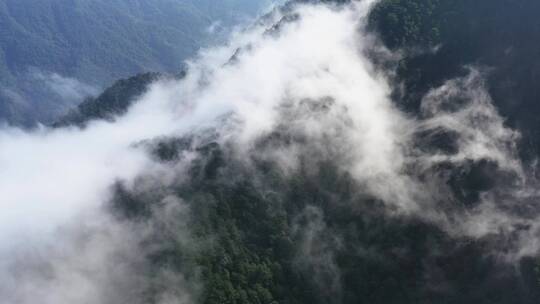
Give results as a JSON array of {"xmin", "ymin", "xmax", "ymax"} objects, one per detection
[
  {"xmin": 30, "ymin": 70, "xmax": 99, "ymax": 103},
  {"xmin": 0, "ymin": 0, "xmax": 538, "ymax": 302}
]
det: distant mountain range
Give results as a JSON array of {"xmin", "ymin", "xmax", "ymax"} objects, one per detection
[{"xmin": 0, "ymin": 0, "xmax": 274, "ymax": 125}]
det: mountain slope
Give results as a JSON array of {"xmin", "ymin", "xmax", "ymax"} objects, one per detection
[
  {"xmin": 54, "ymin": 1, "xmax": 540, "ymax": 303},
  {"xmin": 53, "ymin": 72, "xmax": 162, "ymax": 128},
  {"xmin": 2, "ymin": 1, "xmax": 540, "ymax": 304},
  {"xmin": 0, "ymin": 0, "xmax": 273, "ymax": 125},
  {"xmin": 369, "ymin": 0, "xmax": 540, "ymax": 159}
]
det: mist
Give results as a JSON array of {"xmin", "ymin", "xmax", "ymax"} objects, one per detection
[{"xmin": 1, "ymin": 0, "xmax": 539, "ymax": 303}]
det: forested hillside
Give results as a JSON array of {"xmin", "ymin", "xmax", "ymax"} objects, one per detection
[
  {"xmin": 369, "ymin": 0, "xmax": 540, "ymax": 159},
  {"xmin": 110, "ymin": 123, "xmax": 540, "ymax": 304},
  {"xmin": 0, "ymin": 0, "xmax": 272, "ymax": 125},
  {"xmin": 53, "ymin": 72, "xmax": 163, "ymax": 128}
]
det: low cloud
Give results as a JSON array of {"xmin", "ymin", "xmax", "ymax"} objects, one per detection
[
  {"xmin": 30, "ymin": 70, "xmax": 99, "ymax": 103},
  {"xmin": 0, "ymin": 0, "xmax": 538, "ymax": 302}
]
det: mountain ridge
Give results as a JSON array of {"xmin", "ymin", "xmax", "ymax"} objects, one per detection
[{"xmin": 0, "ymin": 0, "xmax": 272, "ymax": 126}]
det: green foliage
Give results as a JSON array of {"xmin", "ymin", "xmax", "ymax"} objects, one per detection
[
  {"xmin": 368, "ymin": 2, "xmax": 540, "ymax": 299},
  {"xmin": 108, "ymin": 136, "xmax": 540, "ymax": 303},
  {"xmin": 184, "ymin": 159, "xmax": 295, "ymax": 304},
  {"xmin": 370, "ymin": 0, "xmax": 540, "ymax": 158},
  {"xmin": 81, "ymin": 1, "xmax": 540, "ymax": 302},
  {"xmin": 53, "ymin": 72, "xmax": 160, "ymax": 127}
]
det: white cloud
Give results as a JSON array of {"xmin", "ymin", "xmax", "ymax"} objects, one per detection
[
  {"xmin": 31, "ymin": 70, "xmax": 99, "ymax": 102},
  {"xmin": 1, "ymin": 0, "xmax": 539, "ymax": 302}
]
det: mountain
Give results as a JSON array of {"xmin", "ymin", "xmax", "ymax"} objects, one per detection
[
  {"xmin": 2, "ymin": 1, "xmax": 540, "ymax": 304},
  {"xmin": 44, "ymin": 1, "xmax": 540, "ymax": 303},
  {"xmin": 0, "ymin": 0, "xmax": 274, "ymax": 125},
  {"xmin": 53, "ymin": 72, "xmax": 163, "ymax": 128},
  {"xmin": 369, "ymin": 0, "xmax": 540, "ymax": 159}
]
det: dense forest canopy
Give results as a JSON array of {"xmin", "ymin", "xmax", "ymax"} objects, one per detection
[{"xmin": 369, "ymin": 0, "xmax": 540, "ymax": 159}]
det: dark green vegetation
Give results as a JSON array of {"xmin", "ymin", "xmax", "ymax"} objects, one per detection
[
  {"xmin": 369, "ymin": 0, "xmax": 540, "ymax": 159},
  {"xmin": 370, "ymin": 0, "xmax": 540, "ymax": 289},
  {"xmin": 111, "ymin": 131, "xmax": 540, "ymax": 304},
  {"xmin": 53, "ymin": 72, "xmax": 162, "ymax": 127},
  {"xmin": 0, "ymin": 0, "xmax": 270, "ymax": 125}
]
